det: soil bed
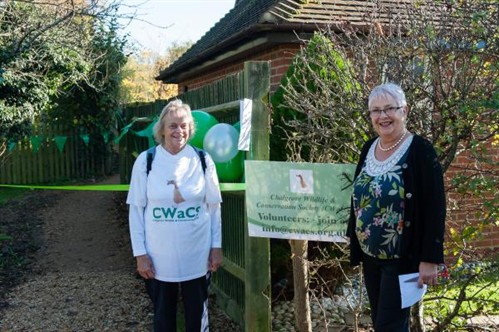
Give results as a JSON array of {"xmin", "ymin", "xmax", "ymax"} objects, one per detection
[{"xmin": 0, "ymin": 175, "xmax": 239, "ymax": 331}]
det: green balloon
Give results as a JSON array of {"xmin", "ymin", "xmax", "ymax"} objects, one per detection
[
  {"xmin": 232, "ymin": 121, "xmax": 245, "ymax": 181},
  {"xmin": 240, "ymin": 151, "xmax": 246, "ymax": 182},
  {"xmin": 190, "ymin": 111, "xmax": 218, "ymax": 148},
  {"xmin": 215, "ymin": 151, "xmax": 244, "ymax": 182}
]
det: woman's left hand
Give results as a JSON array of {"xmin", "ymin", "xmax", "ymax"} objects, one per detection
[
  {"xmin": 418, "ymin": 262, "xmax": 438, "ymax": 287},
  {"xmin": 209, "ymin": 248, "xmax": 223, "ymax": 272}
]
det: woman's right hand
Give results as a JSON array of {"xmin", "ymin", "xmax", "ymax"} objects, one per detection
[{"xmin": 136, "ymin": 255, "xmax": 155, "ymax": 279}]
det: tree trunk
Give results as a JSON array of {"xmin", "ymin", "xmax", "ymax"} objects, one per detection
[
  {"xmin": 289, "ymin": 239, "xmax": 312, "ymax": 332},
  {"xmin": 410, "ymin": 301, "xmax": 425, "ymax": 332},
  {"xmin": 0, "ymin": 142, "xmax": 6, "ymax": 160}
]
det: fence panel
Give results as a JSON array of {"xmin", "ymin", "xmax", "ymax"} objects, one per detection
[
  {"xmin": 0, "ymin": 125, "xmax": 114, "ymax": 184},
  {"xmin": 119, "ymin": 61, "xmax": 271, "ymax": 331}
]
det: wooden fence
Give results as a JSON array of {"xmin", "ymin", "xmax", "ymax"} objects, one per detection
[
  {"xmin": 0, "ymin": 125, "xmax": 114, "ymax": 184},
  {"xmin": 119, "ymin": 61, "xmax": 272, "ymax": 331}
]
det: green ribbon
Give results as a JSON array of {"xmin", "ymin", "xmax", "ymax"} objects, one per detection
[
  {"xmin": 0, "ymin": 184, "xmax": 130, "ymax": 191},
  {"xmin": 0, "ymin": 183, "xmax": 245, "ymax": 192}
]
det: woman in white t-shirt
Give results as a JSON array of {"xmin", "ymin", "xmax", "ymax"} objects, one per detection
[{"xmin": 127, "ymin": 100, "xmax": 223, "ymax": 332}]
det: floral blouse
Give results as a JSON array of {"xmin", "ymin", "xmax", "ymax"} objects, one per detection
[{"xmin": 352, "ymin": 136, "xmax": 413, "ymax": 259}]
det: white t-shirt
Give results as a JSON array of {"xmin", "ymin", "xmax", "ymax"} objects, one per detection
[{"xmin": 127, "ymin": 145, "xmax": 222, "ymax": 282}]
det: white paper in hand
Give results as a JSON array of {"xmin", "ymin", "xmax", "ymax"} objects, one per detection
[{"xmin": 399, "ymin": 273, "xmax": 427, "ymax": 309}]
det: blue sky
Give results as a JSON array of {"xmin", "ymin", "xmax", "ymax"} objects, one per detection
[{"xmin": 120, "ymin": 0, "xmax": 236, "ymax": 54}]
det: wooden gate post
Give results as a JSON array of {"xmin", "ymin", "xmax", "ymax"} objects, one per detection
[{"xmin": 243, "ymin": 61, "xmax": 271, "ymax": 332}]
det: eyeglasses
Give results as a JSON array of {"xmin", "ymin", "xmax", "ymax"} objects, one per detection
[
  {"xmin": 167, "ymin": 123, "xmax": 188, "ymax": 131},
  {"xmin": 368, "ymin": 106, "xmax": 403, "ymax": 118}
]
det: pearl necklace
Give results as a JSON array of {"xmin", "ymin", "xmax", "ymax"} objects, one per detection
[
  {"xmin": 365, "ymin": 135, "xmax": 413, "ymax": 176},
  {"xmin": 378, "ymin": 130, "xmax": 408, "ymax": 152}
]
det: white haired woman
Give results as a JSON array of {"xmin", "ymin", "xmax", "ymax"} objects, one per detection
[
  {"xmin": 347, "ymin": 83, "xmax": 446, "ymax": 331},
  {"xmin": 127, "ymin": 100, "xmax": 223, "ymax": 331}
]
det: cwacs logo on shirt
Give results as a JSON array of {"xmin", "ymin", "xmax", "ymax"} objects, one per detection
[{"xmin": 152, "ymin": 205, "xmax": 201, "ymax": 222}]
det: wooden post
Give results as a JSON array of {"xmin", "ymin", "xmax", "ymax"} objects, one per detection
[{"xmin": 243, "ymin": 61, "xmax": 271, "ymax": 332}]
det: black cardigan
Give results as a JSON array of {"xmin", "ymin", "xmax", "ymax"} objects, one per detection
[{"xmin": 347, "ymin": 135, "xmax": 446, "ymax": 272}]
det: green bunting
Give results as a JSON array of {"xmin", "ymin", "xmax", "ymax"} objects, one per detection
[
  {"xmin": 148, "ymin": 136, "xmax": 155, "ymax": 148},
  {"xmin": 133, "ymin": 120, "xmax": 156, "ymax": 138},
  {"xmin": 54, "ymin": 136, "xmax": 67, "ymax": 153},
  {"xmin": 102, "ymin": 131, "xmax": 110, "ymax": 144},
  {"xmin": 79, "ymin": 134, "xmax": 90, "ymax": 146},
  {"xmin": 30, "ymin": 136, "xmax": 43, "ymax": 153},
  {"xmin": 114, "ymin": 116, "xmax": 158, "ymax": 144},
  {"xmin": 4, "ymin": 115, "xmax": 156, "ymax": 151},
  {"xmin": 8, "ymin": 141, "xmax": 16, "ymax": 151},
  {"xmin": 113, "ymin": 119, "xmax": 137, "ymax": 144}
]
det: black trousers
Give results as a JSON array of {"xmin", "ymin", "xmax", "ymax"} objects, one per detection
[
  {"xmin": 145, "ymin": 274, "xmax": 210, "ymax": 332},
  {"xmin": 362, "ymin": 254, "xmax": 410, "ymax": 332}
]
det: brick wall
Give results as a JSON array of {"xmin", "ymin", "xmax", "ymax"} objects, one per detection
[
  {"xmin": 180, "ymin": 44, "xmax": 301, "ymax": 93},
  {"xmin": 445, "ymin": 139, "xmax": 499, "ymax": 254},
  {"xmin": 182, "ymin": 62, "xmax": 244, "ymax": 92},
  {"xmin": 179, "ymin": 46, "xmax": 498, "ymax": 254}
]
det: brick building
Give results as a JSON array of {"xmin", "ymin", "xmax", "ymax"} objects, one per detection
[{"xmin": 157, "ymin": 0, "xmax": 498, "ymax": 252}]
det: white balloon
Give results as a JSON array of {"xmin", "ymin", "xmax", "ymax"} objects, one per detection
[{"xmin": 203, "ymin": 123, "xmax": 240, "ymax": 163}]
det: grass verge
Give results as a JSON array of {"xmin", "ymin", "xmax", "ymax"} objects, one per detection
[{"xmin": 0, "ymin": 188, "xmax": 29, "ymax": 205}]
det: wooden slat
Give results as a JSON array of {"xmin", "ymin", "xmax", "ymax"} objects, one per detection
[
  {"xmin": 243, "ymin": 61, "xmax": 271, "ymax": 332},
  {"xmin": 119, "ymin": 62, "xmax": 272, "ymax": 331},
  {"xmin": 0, "ymin": 124, "xmax": 113, "ymax": 184}
]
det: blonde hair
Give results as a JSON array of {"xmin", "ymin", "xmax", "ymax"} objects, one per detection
[{"xmin": 153, "ymin": 100, "xmax": 195, "ymax": 144}]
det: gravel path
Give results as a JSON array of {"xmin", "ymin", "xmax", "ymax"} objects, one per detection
[
  {"xmin": 0, "ymin": 175, "xmax": 239, "ymax": 332},
  {"xmin": 1, "ymin": 176, "xmax": 496, "ymax": 331}
]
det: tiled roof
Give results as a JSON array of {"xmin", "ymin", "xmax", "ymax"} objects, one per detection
[
  {"xmin": 270, "ymin": 0, "xmax": 420, "ymax": 24},
  {"xmin": 197, "ymin": 0, "xmax": 280, "ymax": 49},
  {"xmin": 157, "ymin": 0, "xmax": 431, "ymax": 82},
  {"xmin": 156, "ymin": 0, "xmax": 280, "ymax": 81}
]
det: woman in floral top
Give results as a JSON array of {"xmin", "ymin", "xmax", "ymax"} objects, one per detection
[{"xmin": 347, "ymin": 83, "xmax": 446, "ymax": 331}]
